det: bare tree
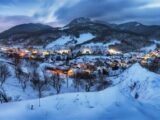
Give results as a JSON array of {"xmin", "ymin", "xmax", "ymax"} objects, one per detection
[
  {"xmin": 31, "ymin": 69, "xmax": 45, "ymax": 106},
  {"xmin": 13, "ymin": 54, "xmax": 21, "ymax": 65},
  {"xmin": 15, "ymin": 63, "xmax": 29, "ymax": 91},
  {"xmin": 20, "ymin": 72, "xmax": 29, "ymax": 91},
  {"xmin": 73, "ymin": 72, "xmax": 80, "ymax": 92},
  {"xmin": 15, "ymin": 64, "xmax": 22, "ymax": 83},
  {"xmin": 96, "ymin": 80, "xmax": 111, "ymax": 91},
  {"xmin": 0, "ymin": 64, "xmax": 10, "ymax": 86},
  {"xmin": 54, "ymin": 73, "xmax": 62, "ymax": 94},
  {"xmin": 49, "ymin": 73, "xmax": 63, "ymax": 94},
  {"xmin": 49, "ymin": 74, "xmax": 56, "ymax": 88},
  {"xmin": 73, "ymin": 71, "xmax": 96, "ymax": 92},
  {"xmin": 66, "ymin": 74, "xmax": 69, "ymax": 88},
  {"xmin": 148, "ymin": 57, "xmax": 159, "ymax": 72}
]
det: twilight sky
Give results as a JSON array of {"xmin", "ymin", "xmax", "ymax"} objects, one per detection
[{"xmin": 0, "ymin": 0, "xmax": 160, "ymax": 32}]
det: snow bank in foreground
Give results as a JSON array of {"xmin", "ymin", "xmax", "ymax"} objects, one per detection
[
  {"xmin": 0, "ymin": 63, "xmax": 160, "ymax": 120},
  {"xmin": 0, "ymin": 86, "xmax": 160, "ymax": 120},
  {"xmin": 46, "ymin": 33, "xmax": 95, "ymax": 48}
]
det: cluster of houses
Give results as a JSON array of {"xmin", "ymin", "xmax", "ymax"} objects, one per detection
[
  {"xmin": 0, "ymin": 45, "xmax": 120, "ymax": 60},
  {"xmin": 0, "ymin": 44, "xmax": 159, "ymax": 78},
  {"xmin": 0, "ymin": 45, "xmax": 71, "ymax": 60},
  {"xmin": 46, "ymin": 48, "xmax": 160, "ymax": 78},
  {"xmin": 46, "ymin": 53, "xmax": 138, "ymax": 78},
  {"xmin": 0, "ymin": 47, "xmax": 49, "ymax": 60},
  {"xmin": 141, "ymin": 50, "xmax": 160, "ymax": 65}
]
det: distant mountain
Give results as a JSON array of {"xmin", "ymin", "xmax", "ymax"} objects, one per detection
[
  {"xmin": 117, "ymin": 22, "xmax": 160, "ymax": 38},
  {"xmin": 0, "ymin": 17, "xmax": 159, "ymax": 51},
  {"xmin": 0, "ymin": 23, "xmax": 62, "ymax": 46},
  {"xmin": 0, "ymin": 23, "xmax": 54, "ymax": 37}
]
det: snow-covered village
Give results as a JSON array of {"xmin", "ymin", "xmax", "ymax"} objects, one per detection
[{"xmin": 0, "ymin": 0, "xmax": 160, "ymax": 120}]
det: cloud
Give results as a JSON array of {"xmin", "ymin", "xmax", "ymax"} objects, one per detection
[
  {"xmin": 0, "ymin": 0, "xmax": 160, "ymax": 32},
  {"xmin": 33, "ymin": 0, "xmax": 80, "ymax": 23},
  {"xmin": 0, "ymin": 0, "xmax": 43, "ymax": 16},
  {"xmin": 55, "ymin": 0, "xmax": 160, "ymax": 25}
]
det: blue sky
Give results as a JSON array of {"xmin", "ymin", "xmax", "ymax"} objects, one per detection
[{"xmin": 0, "ymin": 0, "xmax": 160, "ymax": 32}]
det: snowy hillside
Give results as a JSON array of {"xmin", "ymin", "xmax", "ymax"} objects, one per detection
[
  {"xmin": 117, "ymin": 63, "xmax": 160, "ymax": 104},
  {"xmin": 0, "ymin": 63, "xmax": 160, "ymax": 120},
  {"xmin": 1, "ymin": 86, "xmax": 160, "ymax": 120},
  {"xmin": 84, "ymin": 39, "xmax": 121, "ymax": 48},
  {"xmin": 46, "ymin": 33, "xmax": 95, "ymax": 48}
]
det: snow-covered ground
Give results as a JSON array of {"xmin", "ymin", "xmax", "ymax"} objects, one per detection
[
  {"xmin": 0, "ymin": 63, "xmax": 160, "ymax": 120},
  {"xmin": 84, "ymin": 39, "xmax": 121, "ymax": 48},
  {"xmin": 114, "ymin": 63, "xmax": 160, "ymax": 104},
  {"xmin": 70, "ymin": 55, "xmax": 110, "ymax": 63},
  {"xmin": 0, "ymin": 85, "xmax": 160, "ymax": 120},
  {"xmin": 1, "ymin": 61, "xmax": 89, "ymax": 101},
  {"xmin": 141, "ymin": 44, "xmax": 157, "ymax": 52},
  {"xmin": 46, "ymin": 33, "xmax": 95, "ymax": 48}
]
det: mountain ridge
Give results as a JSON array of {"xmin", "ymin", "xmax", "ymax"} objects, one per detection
[{"xmin": 0, "ymin": 17, "xmax": 159, "ymax": 52}]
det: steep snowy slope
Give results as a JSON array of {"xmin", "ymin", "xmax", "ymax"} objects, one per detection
[
  {"xmin": 0, "ymin": 63, "xmax": 160, "ymax": 120},
  {"xmin": 115, "ymin": 63, "xmax": 160, "ymax": 104},
  {"xmin": 46, "ymin": 33, "xmax": 95, "ymax": 48}
]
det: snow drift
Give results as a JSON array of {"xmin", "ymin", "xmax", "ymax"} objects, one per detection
[
  {"xmin": 117, "ymin": 63, "xmax": 160, "ymax": 105},
  {"xmin": 0, "ymin": 63, "xmax": 160, "ymax": 120}
]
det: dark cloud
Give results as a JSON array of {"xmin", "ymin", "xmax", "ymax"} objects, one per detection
[
  {"xmin": 55, "ymin": 0, "xmax": 160, "ymax": 25},
  {"xmin": 0, "ymin": 0, "xmax": 160, "ymax": 32}
]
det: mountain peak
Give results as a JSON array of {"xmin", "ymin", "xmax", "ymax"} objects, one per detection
[{"xmin": 67, "ymin": 17, "xmax": 91, "ymax": 26}]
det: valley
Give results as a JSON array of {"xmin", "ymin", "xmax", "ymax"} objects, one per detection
[{"xmin": 0, "ymin": 17, "xmax": 160, "ymax": 120}]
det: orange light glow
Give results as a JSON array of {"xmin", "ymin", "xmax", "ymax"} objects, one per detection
[
  {"xmin": 108, "ymin": 49, "xmax": 121, "ymax": 54},
  {"xmin": 68, "ymin": 69, "xmax": 74, "ymax": 76},
  {"xmin": 83, "ymin": 69, "xmax": 92, "ymax": 73},
  {"xmin": 141, "ymin": 60, "xmax": 147, "ymax": 65},
  {"xmin": 42, "ymin": 51, "xmax": 49, "ymax": 56},
  {"xmin": 32, "ymin": 50, "xmax": 38, "ymax": 54},
  {"xmin": 49, "ymin": 69, "xmax": 67, "ymax": 75},
  {"xmin": 143, "ymin": 54, "xmax": 150, "ymax": 60},
  {"xmin": 19, "ymin": 51, "xmax": 26, "ymax": 57}
]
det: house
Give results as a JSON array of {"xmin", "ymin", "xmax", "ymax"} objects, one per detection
[
  {"xmin": 56, "ymin": 48, "xmax": 71, "ymax": 54},
  {"xmin": 81, "ymin": 48, "xmax": 93, "ymax": 54},
  {"xmin": 108, "ymin": 48, "xmax": 122, "ymax": 55}
]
